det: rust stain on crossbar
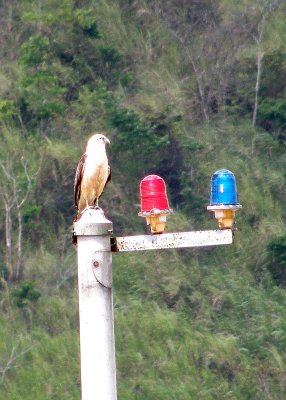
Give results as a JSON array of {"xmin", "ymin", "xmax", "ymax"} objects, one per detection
[{"xmin": 111, "ymin": 229, "xmax": 232, "ymax": 252}]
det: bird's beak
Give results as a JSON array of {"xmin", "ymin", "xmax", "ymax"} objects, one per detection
[{"xmin": 105, "ymin": 137, "xmax": 110, "ymax": 145}]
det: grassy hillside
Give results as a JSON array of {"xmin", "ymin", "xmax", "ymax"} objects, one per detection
[{"xmin": 1, "ymin": 1, "xmax": 286, "ymax": 399}]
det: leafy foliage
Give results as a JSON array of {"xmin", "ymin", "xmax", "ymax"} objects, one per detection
[{"xmin": 1, "ymin": 0, "xmax": 286, "ymax": 399}]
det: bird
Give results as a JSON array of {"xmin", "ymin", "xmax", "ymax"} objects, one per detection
[{"xmin": 74, "ymin": 133, "xmax": 111, "ymax": 221}]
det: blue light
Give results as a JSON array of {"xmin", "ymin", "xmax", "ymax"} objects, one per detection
[{"xmin": 210, "ymin": 169, "xmax": 239, "ymax": 206}]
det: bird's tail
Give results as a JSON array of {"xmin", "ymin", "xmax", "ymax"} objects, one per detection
[
  {"xmin": 72, "ymin": 214, "xmax": 79, "ymax": 246},
  {"xmin": 72, "ymin": 231, "xmax": 77, "ymax": 246}
]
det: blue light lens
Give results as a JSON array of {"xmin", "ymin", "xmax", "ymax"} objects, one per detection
[{"xmin": 210, "ymin": 169, "xmax": 239, "ymax": 205}]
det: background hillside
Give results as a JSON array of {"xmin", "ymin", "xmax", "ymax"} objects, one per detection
[{"xmin": 1, "ymin": 1, "xmax": 286, "ymax": 399}]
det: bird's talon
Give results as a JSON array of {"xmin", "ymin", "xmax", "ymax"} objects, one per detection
[{"xmin": 81, "ymin": 206, "xmax": 95, "ymax": 214}]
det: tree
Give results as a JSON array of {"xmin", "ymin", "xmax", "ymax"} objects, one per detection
[
  {"xmin": 0, "ymin": 340, "xmax": 32, "ymax": 384},
  {"xmin": 0, "ymin": 157, "xmax": 34, "ymax": 281},
  {"xmin": 250, "ymin": 0, "xmax": 283, "ymax": 126},
  {"xmin": 0, "ymin": 127, "xmax": 41, "ymax": 282},
  {"xmin": 153, "ymin": 0, "xmax": 249, "ymax": 121}
]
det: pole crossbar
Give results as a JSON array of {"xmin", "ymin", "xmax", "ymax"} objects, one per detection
[{"xmin": 111, "ymin": 229, "xmax": 232, "ymax": 252}]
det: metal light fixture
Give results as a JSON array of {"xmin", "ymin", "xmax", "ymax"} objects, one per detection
[
  {"xmin": 139, "ymin": 174, "xmax": 173, "ymax": 233},
  {"xmin": 207, "ymin": 169, "xmax": 242, "ymax": 229}
]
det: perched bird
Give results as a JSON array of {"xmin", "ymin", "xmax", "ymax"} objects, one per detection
[{"xmin": 74, "ymin": 133, "xmax": 111, "ymax": 220}]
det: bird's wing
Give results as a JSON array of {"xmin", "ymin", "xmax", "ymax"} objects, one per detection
[
  {"xmin": 101, "ymin": 164, "xmax": 111, "ymax": 197},
  {"xmin": 74, "ymin": 153, "xmax": 87, "ymax": 208}
]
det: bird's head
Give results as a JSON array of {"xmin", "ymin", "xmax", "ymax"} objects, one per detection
[{"xmin": 86, "ymin": 133, "xmax": 110, "ymax": 152}]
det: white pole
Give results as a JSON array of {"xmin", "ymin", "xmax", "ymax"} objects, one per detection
[{"xmin": 73, "ymin": 208, "xmax": 117, "ymax": 400}]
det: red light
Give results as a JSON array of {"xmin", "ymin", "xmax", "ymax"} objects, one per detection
[{"xmin": 139, "ymin": 175, "xmax": 171, "ymax": 214}]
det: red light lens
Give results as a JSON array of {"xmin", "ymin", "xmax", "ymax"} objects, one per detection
[{"xmin": 140, "ymin": 175, "xmax": 170, "ymax": 213}]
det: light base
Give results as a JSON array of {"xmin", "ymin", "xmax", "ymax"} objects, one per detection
[
  {"xmin": 139, "ymin": 209, "xmax": 173, "ymax": 234},
  {"xmin": 146, "ymin": 214, "xmax": 167, "ymax": 234},
  {"xmin": 207, "ymin": 204, "xmax": 242, "ymax": 229}
]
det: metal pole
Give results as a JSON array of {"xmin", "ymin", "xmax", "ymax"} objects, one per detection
[{"xmin": 73, "ymin": 208, "xmax": 117, "ymax": 400}]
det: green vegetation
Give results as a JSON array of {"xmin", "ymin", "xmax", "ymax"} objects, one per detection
[{"xmin": 1, "ymin": 0, "xmax": 286, "ymax": 398}]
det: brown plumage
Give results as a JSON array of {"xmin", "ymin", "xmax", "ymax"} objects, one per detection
[{"xmin": 74, "ymin": 133, "xmax": 111, "ymax": 221}]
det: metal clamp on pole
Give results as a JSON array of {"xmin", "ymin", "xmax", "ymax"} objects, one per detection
[{"xmin": 73, "ymin": 208, "xmax": 117, "ymax": 400}]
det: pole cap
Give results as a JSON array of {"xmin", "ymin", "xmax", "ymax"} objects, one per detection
[{"xmin": 73, "ymin": 208, "xmax": 113, "ymax": 237}]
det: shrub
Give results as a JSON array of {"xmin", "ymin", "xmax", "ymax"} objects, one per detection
[
  {"xmin": 266, "ymin": 235, "xmax": 286, "ymax": 287},
  {"xmin": 12, "ymin": 281, "xmax": 41, "ymax": 308}
]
